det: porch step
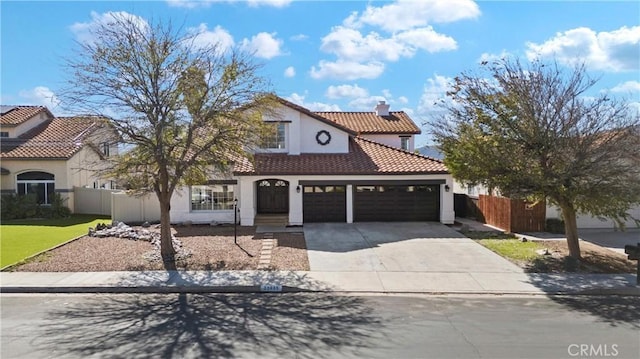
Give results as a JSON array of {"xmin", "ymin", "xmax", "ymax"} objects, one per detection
[{"xmin": 254, "ymin": 214, "xmax": 288, "ymax": 226}]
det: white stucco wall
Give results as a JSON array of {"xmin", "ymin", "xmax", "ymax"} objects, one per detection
[
  {"xmin": 299, "ymin": 114, "xmax": 349, "ymax": 154},
  {"xmin": 235, "ymin": 174, "xmax": 455, "ymax": 226},
  {"xmin": 170, "ymin": 186, "xmax": 239, "ymax": 224},
  {"xmin": 258, "ymin": 105, "xmax": 350, "ymax": 155},
  {"xmin": 362, "ymin": 134, "xmax": 415, "ymax": 151}
]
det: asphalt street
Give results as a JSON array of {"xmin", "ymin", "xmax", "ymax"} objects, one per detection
[{"xmin": 2, "ymin": 293, "xmax": 639, "ymax": 359}]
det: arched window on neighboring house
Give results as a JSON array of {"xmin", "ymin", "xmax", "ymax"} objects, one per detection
[{"xmin": 16, "ymin": 171, "xmax": 55, "ymax": 205}]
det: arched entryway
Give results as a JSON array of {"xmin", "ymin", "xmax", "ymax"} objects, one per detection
[{"xmin": 256, "ymin": 179, "xmax": 289, "ymax": 214}]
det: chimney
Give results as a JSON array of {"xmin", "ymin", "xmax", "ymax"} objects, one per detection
[{"xmin": 374, "ymin": 100, "xmax": 390, "ymax": 116}]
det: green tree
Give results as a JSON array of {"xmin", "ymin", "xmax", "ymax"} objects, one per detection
[
  {"xmin": 62, "ymin": 14, "xmax": 276, "ymax": 267},
  {"xmin": 432, "ymin": 58, "xmax": 640, "ymax": 259}
]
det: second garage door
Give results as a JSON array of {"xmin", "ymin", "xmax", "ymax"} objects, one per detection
[
  {"xmin": 303, "ymin": 185, "xmax": 347, "ymax": 222},
  {"xmin": 354, "ymin": 184, "xmax": 440, "ymax": 222}
]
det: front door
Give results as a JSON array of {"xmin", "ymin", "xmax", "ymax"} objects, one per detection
[{"xmin": 257, "ymin": 179, "xmax": 289, "ymax": 214}]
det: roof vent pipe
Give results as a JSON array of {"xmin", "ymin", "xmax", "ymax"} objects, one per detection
[{"xmin": 374, "ymin": 100, "xmax": 390, "ymax": 116}]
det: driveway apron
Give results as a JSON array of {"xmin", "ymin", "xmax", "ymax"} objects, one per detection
[{"xmin": 304, "ymin": 222, "xmax": 522, "ymax": 273}]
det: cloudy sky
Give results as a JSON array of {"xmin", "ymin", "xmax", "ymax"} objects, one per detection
[{"xmin": 1, "ymin": 0, "xmax": 639, "ymax": 146}]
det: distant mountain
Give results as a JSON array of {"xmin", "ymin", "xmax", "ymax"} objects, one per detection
[{"xmin": 416, "ymin": 146, "xmax": 444, "ymax": 160}]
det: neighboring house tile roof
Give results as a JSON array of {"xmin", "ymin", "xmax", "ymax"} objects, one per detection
[
  {"xmin": 235, "ymin": 136, "xmax": 447, "ymax": 175},
  {"xmin": 0, "ymin": 105, "xmax": 54, "ymax": 126},
  {"xmin": 313, "ymin": 111, "xmax": 421, "ymax": 135},
  {"xmin": 0, "ymin": 116, "xmax": 105, "ymax": 159}
]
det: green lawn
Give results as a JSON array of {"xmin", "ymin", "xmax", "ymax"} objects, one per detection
[
  {"xmin": 0, "ymin": 214, "xmax": 110, "ymax": 269},
  {"xmin": 475, "ymin": 239, "xmax": 544, "ymax": 262}
]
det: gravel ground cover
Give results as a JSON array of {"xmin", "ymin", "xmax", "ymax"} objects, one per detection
[{"xmin": 11, "ymin": 225, "xmax": 309, "ymax": 272}]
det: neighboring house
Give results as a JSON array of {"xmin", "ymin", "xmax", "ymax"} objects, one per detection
[
  {"xmin": 0, "ymin": 105, "xmax": 117, "ymax": 212},
  {"xmin": 170, "ymin": 99, "xmax": 455, "ymax": 226},
  {"xmin": 546, "ymin": 205, "xmax": 640, "ymax": 229},
  {"xmin": 417, "ymin": 146, "xmax": 640, "ymax": 229},
  {"xmin": 416, "ymin": 145, "xmax": 488, "ymax": 197}
]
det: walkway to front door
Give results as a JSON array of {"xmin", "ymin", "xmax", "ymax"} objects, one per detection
[{"xmin": 256, "ymin": 179, "xmax": 289, "ymax": 214}]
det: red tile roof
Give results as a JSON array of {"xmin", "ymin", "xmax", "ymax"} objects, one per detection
[
  {"xmin": 0, "ymin": 106, "xmax": 53, "ymax": 126},
  {"xmin": 314, "ymin": 111, "xmax": 421, "ymax": 134},
  {"xmin": 275, "ymin": 97, "xmax": 357, "ymax": 135},
  {"xmin": 1, "ymin": 116, "xmax": 106, "ymax": 159},
  {"xmin": 234, "ymin": 136, "xmax": 447, "ymax": 175}
]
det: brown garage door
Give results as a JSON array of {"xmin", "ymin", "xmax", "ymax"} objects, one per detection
[
  {"xmin": 354, "ymin": 185, "xmax": 440, "ymax": 222},
  {"xmin": 303, "ymin": 185, "xmax": 346, "ymax": 222}
]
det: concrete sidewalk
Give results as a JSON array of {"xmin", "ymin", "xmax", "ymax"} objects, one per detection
[{"xmin": 1, "ymin": 270, "xmax": 638, "ymax": 295}]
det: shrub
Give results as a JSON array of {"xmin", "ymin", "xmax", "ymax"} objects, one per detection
[
  {"xmin": 1, "ymin": 194, "xmax": 39, "ymax": 220},
  {"xmin": 545, "ymin": 218, "xmax": 565, "ymax": 234},
  {"xmin": 0, "ymin": 193, "xmax": 70, "ymax": 220}
]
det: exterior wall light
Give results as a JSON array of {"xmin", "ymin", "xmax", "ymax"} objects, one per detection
[
  {"xmin": 296, "ymin": 185, "xmax": 301, "ymax": 193},
  {"xmin": 444, "ymin": 184, "xmax": 450, "ymax": 192}
]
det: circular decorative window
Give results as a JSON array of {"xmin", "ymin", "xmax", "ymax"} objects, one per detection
[{"xmin": 316, "ymin": 130, "xmax": 331, "ymax": 145}]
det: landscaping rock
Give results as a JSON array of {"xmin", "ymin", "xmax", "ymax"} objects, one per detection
[
  {"xmin": 88, "ymin": 221, "xmax": 191, "ymax": 261},
  {"xmin": 141, "ymin": 221, "xmax": 151, "ymax": 228}
]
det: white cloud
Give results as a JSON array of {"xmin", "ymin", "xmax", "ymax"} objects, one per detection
[
  {"xmin": 285, "ymin": 92, "xmax": 341, "ymax": 111},
  {"xmin": 320, "ymin": 27, "xmax": 409, "ymax": 62},
  {"xmin": 167, "ymin": 0, "xmax": 292, "ymax": 8},
  {"xmin": 312, "ymin": 1, "xmax": 468, "ymax": 81},
  {"xmin": 319, "ymin": 26, "xmax": 456, "ymax": 63},
  {"xmin": 344, "ymin": 0, "xmax": 480, "ymax": 32},
  {"xmin": 247, "ymin": 0, "xmax": 292, "ymax": 7},
  {"xmin": 526, "ymin": 26, "xmax": 640, "ymax": 72},
  {"xmin": 477, "ymin": 50, "xmax": 512, "ymax": 64},
  {"xmin": 348, "ymin": 95, "xmax": 386, "ymax": 111},
  {"xmin": 417, "ymin": 74, "xmax": 454, "ymax": 116},
  {"xmin": 610, "ymin": 80, "xmax": 640, "ymax": 93},
  {"xmin": 241, "ymin": 32, "xmax": 283, "ymax": 59},
  {"xmin": 325, "ymin": 84, "xmax": 369, "ymax": 99},
  {"xmin": 290, "ymin": 33, "xmax": 308, "ymax": 41},
  {"xmin": 18, "ymin": 86, "xmax": 61, "ymax": 108},
  {"xmin": 187, "ymin": 23, "xmax": 235, "ymax": 53},
  {"xmin": 70, "ymin": 11, "xmax": 149, "ymax": 44},
  {"xmin": 394, "ymin": 27, "xmax": 457, "ymax": 53},
  {"xmin": 284, "ymin": 66, "xmax": 296, "ymax": 78},
  {"xmin": 398, "ymin": 96, "xmax": 409, "ymax": 104},
  {"xmin": 310, "ymin": 60, "xmax": 385, "ymax": 80}
]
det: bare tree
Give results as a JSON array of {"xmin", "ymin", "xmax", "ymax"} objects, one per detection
[
  {"xmin": 431, "ymin": 58, "xmax": 640, "ymax": 259},
  {"xmin": 62, "ymin": 14, "xmax": 276, "ymax": 267}
]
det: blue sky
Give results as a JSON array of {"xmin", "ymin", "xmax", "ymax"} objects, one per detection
[{"xmin": 2, "ymin": 0, "xmax": 639, "ymax": 146}]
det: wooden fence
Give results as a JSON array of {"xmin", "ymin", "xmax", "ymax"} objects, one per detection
[{"xmin": 478, "ymin": 194, "xmax": 546, "ymax": 233}]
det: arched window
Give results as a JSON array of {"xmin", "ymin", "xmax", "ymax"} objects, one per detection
[{"xmin": 16, "ymin": 171, "xmax": 55, "ymax": 205}]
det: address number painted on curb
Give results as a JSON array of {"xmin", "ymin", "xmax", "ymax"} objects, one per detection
[{"xmin": 260, "ymin": 284, "xmax": 283, "ymax": 292}]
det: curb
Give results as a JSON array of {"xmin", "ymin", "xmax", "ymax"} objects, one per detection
[{"xmin": 2, "ymin": 286, "xmax": 638, "ymax": 296}]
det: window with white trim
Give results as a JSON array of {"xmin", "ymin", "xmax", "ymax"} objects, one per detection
[
  {"xmin": 191, "ymin": 185, "xmax": 235, "ymax": 211},
  {"xmin": 261, "ymin": 122, "xmax": 286, "ymax": 149},
  {"xmin": 16, "ymin": 171, "xmax": 55, "ymax": 205},
  {"xmin": 0, "ymin": 132, "xmax": 9, "ymax": 138},
  {"xmin": 400, "ymin": 136, "xmax": 410, "ymax": 151}
]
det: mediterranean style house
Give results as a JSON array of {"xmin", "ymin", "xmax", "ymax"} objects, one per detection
[
  {"xmin": 0, "ymin": 105, "xmax": 117, "ymax": 212},
  {"xmin": 169, "ymin": 98, "xmax": 455, "ymax": 226}
]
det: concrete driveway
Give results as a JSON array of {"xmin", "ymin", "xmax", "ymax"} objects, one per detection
[
  {"xmin": 303, "ymin": 222, "xmax": 522, "ymax": 273},
  {"xmin": 579, "ymin": 228, "xmax": 640, "ymax": 254}
]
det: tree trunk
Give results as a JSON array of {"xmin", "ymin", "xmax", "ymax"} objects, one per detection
[
  {"xmin": 559, "ymin": 202, "xmax": 581, "ymax": 259},
  {"xmin": 159, "ymin": 195, "xmax": 176, "ymax": 270}
]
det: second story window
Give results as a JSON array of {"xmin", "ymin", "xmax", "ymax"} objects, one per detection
[
  {"xmin": 400, "ymin": 136, "xmax": 410, "ymax": 151},
  {"xmin": 102, "ymin": 142, "xmax": 110, "ymax": 157},
  {"xmin": 0, "ymin": 132, "xmax": 9, "ymax": 138},
  {"xmin": 262, "ymin": 122, "xmax": 286, "ymax": 149}
]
